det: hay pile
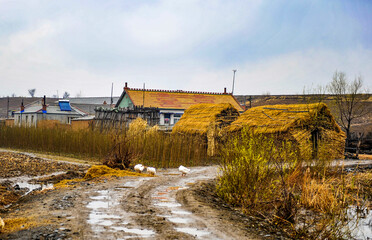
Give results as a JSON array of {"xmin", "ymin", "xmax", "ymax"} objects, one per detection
[
  {"xmin": 84, "ymin": 165, "xmax": 151, "ymax": 179},
  {"xmin": 172, "ymin": 103, "xmax": 240, "ymax": 156},
  {"xmin": 172, "ymin": 103, "xmax": 240, "ymax": 135},
  {"xmin": 229, "ymin": 103, "xmax": 345, "ymax": 159}
]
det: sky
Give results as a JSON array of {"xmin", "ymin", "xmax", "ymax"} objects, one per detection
[{"xmin": 0, "ymin": 0, "xmax": 371, "ymax": 97}]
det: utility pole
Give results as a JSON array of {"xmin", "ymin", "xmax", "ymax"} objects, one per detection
[
  {"xmin": 6, "ymin": 96, "xmax": 9, "ymax": 118},
  {"xmin": 232, "ymin": 69, "xmax": 237, "ymax": 95},
  {"xmin": 110, "ymin": 83, "xmax": 114, "ymax": 106}
]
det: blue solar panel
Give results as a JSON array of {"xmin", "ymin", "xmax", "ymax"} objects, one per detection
[{"xmin": 59, "ymin": 101, "xmax": 71, "ymax": 111}]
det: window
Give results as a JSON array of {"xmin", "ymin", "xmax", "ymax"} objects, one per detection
[
  {"xmin": 164, "ymin": 113, "xmax": 171, "ymax": 125},
  {"xmin": 174, "ymin": 113, "xmax": 183, "ymax": 124}
]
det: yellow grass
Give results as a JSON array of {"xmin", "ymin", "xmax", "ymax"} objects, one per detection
[
  {"xmin": 172, "ymin": 103, "xmax": 240, "ymax": 135},
  {"xmin": 229, "ymin": 103, "xmax": 341, "ymax": 133},
  {"xmin": 84, "ymin": 165, "xmax": 152, "ymax": 179},
  {"xmin": 2, "ymin": 216, "xmax": 50, "ymax": 234}
]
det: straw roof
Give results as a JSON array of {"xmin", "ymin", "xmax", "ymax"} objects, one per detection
[
  {"xmin": 117, "ymin": 88, "xmax": 244, "ymax": 112},
  {"xmin": 229, "ymin": 103, "xmax": 342, "ymax": 134},
  {"xmin": 172, "ymin": 103, "xmax": 240, "ymax": 135}
]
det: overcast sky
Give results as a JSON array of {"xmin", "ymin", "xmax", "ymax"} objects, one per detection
[{"xmin": 0, "ymin": 0, "xmax": 371, "ymax": 97}]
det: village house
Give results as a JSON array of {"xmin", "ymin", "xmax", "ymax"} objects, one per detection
[
  {"xmin": 14, "ymin": 96, "xmax": 87, "ymax": 127},
  {"xmin": 114, "ymin": 83, "xmax": 244, "ymax": 128}
]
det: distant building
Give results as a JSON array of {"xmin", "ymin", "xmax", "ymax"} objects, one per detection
[
  {"xmin": 115, "ymin": 83, "xmax": 244, "ymax": 128},
  {"xmin": 13, "ymin": 96, "xmax": 87, "ymax": 127}
]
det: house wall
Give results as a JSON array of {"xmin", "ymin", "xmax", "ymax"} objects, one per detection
[
  {"xmin": 14, "ymin": 113, "xmax": 38, "ymax": 127},
  {"xmin": 117, "ymin": 94, "xmax": 134, "ymax": 108},
  {"xmin": 5, "ymin": 119, "xmax": 14, "ymax": 127},
  {"xmin": 14, "ymin": 113, "xmax": 82, "ymax": 127}
]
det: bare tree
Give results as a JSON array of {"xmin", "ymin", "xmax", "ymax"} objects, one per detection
[
  {"xmin": 63, "ymin": 91, "xmax": 70, "ymax": 99},
  {"xmin": 327, "ymin": 71, "xmax": 369, "ymax": 148},
  {"xmin": 28, "ymin": 89, "xmax": 36, "ymax": 97}
]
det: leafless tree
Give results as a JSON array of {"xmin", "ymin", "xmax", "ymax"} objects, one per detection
[
  {"xmin": 28, "ymin": 89, "xmax": 36, "ymax": 97},
  {"xmin": 327, "ymin": 71, "xmax": 369, "ymax": 148},
  {"xmin": 63, "ymin": 91, "xmax": 70, "ymax": 99}
]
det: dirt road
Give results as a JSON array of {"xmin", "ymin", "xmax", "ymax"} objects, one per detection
[{"xmin": 0, "ymin": 152, "xmax": 266, "ymax": 240}]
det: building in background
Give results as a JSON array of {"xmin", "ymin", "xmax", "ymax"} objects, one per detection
[
  {"xmin": 115, "ymin": 83, "xmax": 244, "ymax": 129},
  {"xmin": 13, "ymin": 96, "xmax": 87, "ymax": 127}
]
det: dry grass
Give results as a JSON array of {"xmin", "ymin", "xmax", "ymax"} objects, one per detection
[
  {"xmin": 84, "ymin": 165, "xmax": 152, "ymax": 179},
  {"xmin": 0, "ymin": 120, "xmax": 210, "ymax": 168},
  {"xmin": 229, "ymin": 103, "xmax": 340, "ymax": 133},
  {"xmin": 216, "ymin": 128, "xmax": 363, "ymax": 239},
  {"xmin": 300, "ymin": 170, "xmax": 349, "ymax": 213},
  {"xmin": 172, "ymin": 103, "xmax": 240, "ymax": 135},
  {"xmin": 2, "ymin": 216, "xmax": 50, "ymax": 234}
]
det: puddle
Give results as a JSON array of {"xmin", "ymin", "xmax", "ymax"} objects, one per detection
[
  {"xmin": 168, "ymin": 217, "xmax": 190, "ymax": 224},
  {"xmin": 86, "ymin": 179, "xmax": 156, "ymax": 238},
  {"xmin": 87, "ymin": 200, "xmax": 110, "ymax": 209},
  {"xmin": 348, "ymin": 206, "xmax": 372, "ymax": 239},
  {"xmin": 0, "ymin": 172, "xmax": 62, "ymax": 196},
  {"xmin": 15, "ymin": 181, "xmax": 54, "ymax": 194},
  {"xmin": 154, "ymin": 202, "xmax": 182, "ymax": 208},
  {"xmin": 171, "ymin": 210, "xmax": 192, "ymax": 215},
  {"xmin": 175, "ymin": 227, "xmax": 210, "ymax": 237}
]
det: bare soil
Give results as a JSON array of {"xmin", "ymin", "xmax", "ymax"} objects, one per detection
[{"xmin": 0, "ymin": 151, "xmax": 277, "ymax": 240}]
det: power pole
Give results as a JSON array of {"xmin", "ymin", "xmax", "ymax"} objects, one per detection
[
  {"xmin": 110, "ymin": 82, "xmax": 114, "ymax": 106},
  {"xmin": 232, "ymin": 69, "xmax": 237, "ymax": 95},
  {"xmin": 6, "ymin": 96, "xmax": 9, "ymax": 118}
]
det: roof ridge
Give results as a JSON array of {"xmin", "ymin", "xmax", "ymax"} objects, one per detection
[{"xmin": 127, "ymin": 87, "xmax": 230, "ymax": 95}]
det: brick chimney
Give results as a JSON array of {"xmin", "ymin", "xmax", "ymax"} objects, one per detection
[
  {"xmin": 124, "ymin": 82, "xmax": 128, "ymax": 90},
  {"xmin": 20, "ymin": 99, "xmax": 24, "ymax": 112},
  {"xmin": 42, "ymin": 95, "xmax": 47, "ymax": 112},
  {"xmin": 223, "ymin": 87, "xmax": 227, "ymax": 94}
]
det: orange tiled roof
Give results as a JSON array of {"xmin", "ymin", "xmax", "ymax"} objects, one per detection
[{"xmin": 126, "ymin": 88, "xmax": 244, "ymax": 111}]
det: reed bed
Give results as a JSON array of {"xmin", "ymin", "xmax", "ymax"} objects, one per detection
[{"xmin": 0, "ymin": 120, "xmax": 210, "ymax": 168}]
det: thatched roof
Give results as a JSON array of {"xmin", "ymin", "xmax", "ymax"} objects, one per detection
[
  {"xmin": 172, "ymin": 103, "xmax": 240, "ymax": 135},
  {"xmin": 116, "ymin": 87, "xmax": 244, "ymax": 111},
  {"xmin": 229, "ymin": 103, "xmax": 342, "ymax": 134}
]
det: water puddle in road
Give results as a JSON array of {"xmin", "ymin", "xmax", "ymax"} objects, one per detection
[
  {"xmin": 0, "ymin": 172, "xmax": 63, "ymax": 196},
  {"xmin": 154, "ymin": 202, "xmax": 182, "ymax": 208},
  {"xmin": 86, "ymin": 179, "xmax": 155, "ymax": 238},
  {"xmin": 175, "ymin": 227, "xmax": 211, "ymax": 237},
  {"xmin": 171, "ymin": 210, "xmax": 192, "ymax": 215},
  {"xmin": 168, "ymin": 217, "xmax": 190, "ymax": 224},
  {"xmin": 151, "ymin": 167, "xmax": 218, "ymax": 239}
]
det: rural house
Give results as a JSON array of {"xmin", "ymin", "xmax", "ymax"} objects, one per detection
[
  {"xmin": 172, "ymin": 103, "xmax": 241, "ymax": 156},
  {"xmin": 14, "ymin": 96, "xmax": 87, "ymax": 127},
  {"xmin": 115, "ymin": 83, "xmax": 244, "ymax": 129},
  {"xmin": 228, "ymin": 103, "xmax": 345, "ymax": 159}
]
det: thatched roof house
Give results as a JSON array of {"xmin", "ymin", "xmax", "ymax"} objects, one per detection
[
  {"xmin": 115, "ymin": 82, "xmax": 244, "ymax": 129},
  {"xmin": 173, "ymin": 103, "xmax": 240, "ymax": 156},
  {"xmin": 229, "ymin": 103, "xmax": 345, "ymax": 159}
]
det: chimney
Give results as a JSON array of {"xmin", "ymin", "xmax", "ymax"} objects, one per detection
[
  {"xmin": 20, "ymin": 99, "xmax": 24, "ymax": 112},
  {"xmin": 224, "ymin": 87, "xmax": 227, "ymax": 94},
  {"xmin": 42, "ymin": 95, "xmax": 47, "ymax": 112},
  {"xmin": 124, "ymin": 82, "xmax": 128, "ymax": 90}
]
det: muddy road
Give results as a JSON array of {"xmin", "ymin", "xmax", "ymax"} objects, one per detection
[{"xmin": 0, "ymin": 151, "xmax": 267, "ymax": 240}]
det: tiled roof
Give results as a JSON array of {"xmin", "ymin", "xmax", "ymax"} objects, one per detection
[{"xmin": 125, "ymin": 88, "xmax": 244, "ymax": 112}]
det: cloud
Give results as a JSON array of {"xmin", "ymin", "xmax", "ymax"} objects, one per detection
[
  {"xmin": 186, "ymin": 48, "xmax": 372, "ymax": 95},
  {"xmin": 0, "ymin": 0, "xmax": 371, "ymax": 98}
]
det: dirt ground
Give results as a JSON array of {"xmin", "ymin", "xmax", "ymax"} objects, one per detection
[
  {"xmin": 0, "ymin": 151, "xmax": 281, "ymax": 240},
  {"xmin": 1, "ymin": 151, "xmax": 371, "ymax": 239}
]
